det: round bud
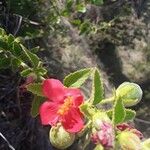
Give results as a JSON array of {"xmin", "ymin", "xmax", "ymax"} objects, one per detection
[
  {"xmin": 49, "ymin": 124, "xmax": 75, "ymax": 149},
  {"xmin": 92, "ymin": 112, "xmax": 111, "ymax": 130},
  {"xmin": 116, "ymin": 82, "xmax": 143, "ymax": 107},
  {"xmin": 118, "ymin": 131, "xmax": 142, "ymax": 150},
  {"xmin": 142, "ymin": 138, "xmax": 150, "ymax": 150}
]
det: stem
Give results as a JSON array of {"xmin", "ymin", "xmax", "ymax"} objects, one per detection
[{"xmin": 99, "ymin": 96, "xmax": 115, "ymax": 105}]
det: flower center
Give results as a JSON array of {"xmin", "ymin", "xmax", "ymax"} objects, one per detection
[{"xmin": 57, "ymin": 96, "xmax": 73, "ymax": 115}]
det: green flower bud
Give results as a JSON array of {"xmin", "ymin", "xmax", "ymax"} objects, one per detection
[
  {"xmin": 94, "ymin": 144, "xmax": 104, "ymax": 150},
  {"xmin": 142, "ymin": 138, "xmax": 150, "ymax": 150},
  {"xmin": 49, "ymin": 124, "xmax": 75, "ymax": 149},
  {"xmin": 92, "ymin": 112, "xmax": 111, "ymax": 130},
  {"xmin": 118, "ymin": 131, "xmax": 142, "ymax": 150},
  {"xmin": 116, "ymin": 82, "xmax": 143, "ymax": 107}
]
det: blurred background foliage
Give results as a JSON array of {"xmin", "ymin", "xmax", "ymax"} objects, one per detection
[{"xmin": 0, "ymin": 0, "xmax": 150, "ymax": 149}]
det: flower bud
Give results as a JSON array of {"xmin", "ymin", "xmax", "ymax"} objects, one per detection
[
  {"xmin": 118, "ymin": 131, "xmax": 142, "ymax": 150},
  {"xmin": 91, "ymin": 113, "xmax": 114, "ymax": 149},
  {"xmin": 116, "ymin": 82, "xmax": 143, "ymax": 107},
  {"xmin": 49, "ymin": 124, "xmax": 75, "ymax": 149},
  {"xmin": 92, "ymin": 112, "xmax": 111, "ymax": 130},
  {"xmin": 142, "ymin": 138, "xmax": 150, "ymax": 150}
]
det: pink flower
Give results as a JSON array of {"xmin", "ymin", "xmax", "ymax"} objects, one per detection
[
  {"xmin": 91, "ymin": 122, "xmax": 114, "ymax": 148},
  {"xmin": 117, "ymin": 123, "xmax": 143, "ymax": 139},
  {"xmin": 39, "ymin": 79, "xmax": 84, "ymax": 133}
]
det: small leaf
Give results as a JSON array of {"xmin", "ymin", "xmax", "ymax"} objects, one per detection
[
  {"xmin": 35, "ymin": 67, "xmax": 47, "ymax": 76},
  {"xmin": 64, "ymin": 68, "xmax": 91, "ymax": 87},
  {"xmin": 0, "ymin": 28, "xmax": 6, "ymax": 36},
  {"xmin": 7, "ymin": 34, "xmax": 15, "ymax": 45},
  {"xmin": 76, "ymin": 4, "xmax": 86, "ymax": 13},
  {"xmin": 11, "ymin": 58, "xmax": 22, "ymax": 70},
  {"xmin": 0, "ymin": 58, "xmax": 11, "ymax": 69},
  {"xmin": 12, "ymin": 42, "xmax": 22, "ymax": 56},
  {"xmin": 90, "ymin": 68, "xmax": 104, "ymax": 105},
  {"xmin": 21, "ymin": 68, "xmax": 33, "ymax": 77},
  {"xmin": 27, "ymin": 83, "xmax": 44, "ymax": 97},
  {"xmin": 113, "ymin": 98, "xmax": 126, "ymax": 125},
  {"xmin": 91, "ymin": 0, "xmax": 103, "ymax": 5},
  {"xmin": 30, "ymin": 46, "xmax": 40, "ymax": 53},
  {"xmin": 31, "ymin": 95, "xmax": 45, "ymax": 117},
  {"xmin": 20, "ymin": 44, "xmax": 40, "ymax": 68},
  {"xmin": 106, "ymin": 109, "xmax": 113, "ymax": 119},
  {"xmin": 123, "ymin": 109, "xmax": 136, "ymax": 122}
]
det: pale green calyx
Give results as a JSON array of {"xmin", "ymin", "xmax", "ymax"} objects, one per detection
[
  {"xmin": 49, "ymin": 124, "xmax": 75, "ymax": 149},
  {"xmin": 142, "ymin": 138, "xmax": 150, "ymax": 150},
  {"xmin": 116, "ymin": 82, "xmax": 143, "ymax": 107},
  {"xmin": 118, "ymin": 131, "xmax": 142, "ymax": 150},
  {"xmin": 92, "ymin": 112, "xmax": 111, "ymax": 130}
]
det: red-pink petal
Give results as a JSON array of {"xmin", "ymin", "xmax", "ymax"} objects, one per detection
[
  {"xmin": 61, "ymin": 107, "xmax": 84, "ymax": 133},
  {"xmin": 73, "ymin": 95, "xmax": 84, "ymax": 107},
  {"xmin": 65, "ymin": 88, "xmax": 82, "ymax": 97},
  {"xmin": 39, "ymin": 101, "xmax": 59, "ymax": 125},
  {"xmin": 42, "ymin": 79, "xmax": 65, "ymax": 102}
]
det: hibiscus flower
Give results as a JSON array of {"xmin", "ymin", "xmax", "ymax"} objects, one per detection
[{"xmin": 39, "ymin": 79, "xmax": 84, "ymax": 133}]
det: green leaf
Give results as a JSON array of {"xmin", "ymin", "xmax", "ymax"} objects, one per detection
[
  {"xmin": 20, "ymin": 44, "xmax": 40, "ymax": 68},
  {"xmin": 27, "ymin": 83, "xmax": 44, "ymax": 97},
  {"xmin": 12, "ymin": 42, "xmax": 22, "ymax": 56},
  {"xmin": 91, "ymin": 0, "xmax": 103, "ymax": 5},
  {"xmin": 106, "ymin": 109, "xmax": 113, "ymax": 119},
  {"xmin": 11, "ymin": 58, "xmax": 22, "ymax": 70},
  {"xmin": 30, "ymin": 46, "xmax": 40, "ymax": 53},
  {"xmin": 79, "ymin": 22, "xmax": 91, "ymax": 35},
  {"xmin": 112, "ymin": 98, "xmax": 126, "ymax": 125},
  {"xmin": 35, "ymin": 67, "xmax": 47, "ymax": 76},
  {"xmin": 64, "ymin": 68, "xmax": 91, "ymax": 87},
  {"xmin": 123, "ymin": 109, "xmax": 136, "ymax": 122},
  {"xmin": 0, "ymin": 28, "xmax": 5, "ymax": 36},
  {"xmin": 76, "ymin": 4, "xmax": 86, "ymax": 13},
  {"xmin": 71, "ymin": 19, "xmax": 81, "ymax": 26},
  {"xmin": 21, "ymin": 68, "xmax": 33, "ymax": 77},
  {"xmin": 31, "ymin": 95, "xmax": 45, "ymax": 117},
  {"xmin": 90, "ymin": 68, "xmax": 104, "ymax": 105},
  {"xmin": 0, "ymin": 40, "xmax": 7, "ymax": 50},
  {"xmin": 7, "ymin": 34, "xmax": 15, "ymax": 45},
  {"xmin": 0, "ymin": 58, "xmax": 11, "ymax": 69}
]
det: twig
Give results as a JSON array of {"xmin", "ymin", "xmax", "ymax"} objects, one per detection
[
  {"xmin": 0, "ymin": 132, "xmax": 15, "ymax": 150},
  {"xmin": 135, "ymin": 118, "xmax": 150, "ymax": 125}
]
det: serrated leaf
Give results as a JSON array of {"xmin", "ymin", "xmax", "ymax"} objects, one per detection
[
  {"xmin": 76, "ymin": 4, "xmax": 86, "ymax": 13},
  {"xmin": 31, "ymin": 95, "xmax": 45, "ymax": 117},
  {"xmin": 30, "ymin": 46, "xmax": 40, "ymax": 53},
  {"xmin": 35, "ymin": 67, "xmax": 47, "ymax": 76},
  {"xmin": 64, "ymin": 68, "xmax": 91, "ymax": 87},
  {"xmin": 113, "ymin": 98, "xmax": 126, "ymax": 125},
  {"xmin": 123, "ymin": 109, "xmax": 136, "ymax": 122},
  {"xmin": 0, "ymin": 28, "xmax": 6, "ymax": 36},
  {"xmin": 21, "ymin": 68, "xmax": 33, "ymax": 77},
  {"xmin": 91, "ymin": 0, "xmax": 103, "ymax": 5},
  {"xmin": 27, "ymin": 83, "xmax": 44, "ymax": 97},
  {"xmin": 0, "ymin": 58, "xmax": 11, "ymax": 69},
  {"xmin": 106, "ymin": 109, "xmax": 113, "ymax": 119},
  {"xmin": 12, "ymin": 42, "xmax": 22, "ymax": 56},
  {"xmin": 20, "ymin": 44, "xmax": 40, "ymax": 68},
  {"xmin": 90, "ymin": 69, "xmax": 104, "ymax": 105},
  {"xmin": 11, "ymin": 58, "xmax": 22, "ymax": 70},
  {"xmin": 8, "ymin": 34, "xmax": 15, "ymax": 45}
]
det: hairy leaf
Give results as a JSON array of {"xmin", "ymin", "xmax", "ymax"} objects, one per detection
[
  {"xmin": 27, "ymin": 83, "xmax": 44, "ymax": 97},
  {"xmin": 31, "ymin": 95, "xmax": 45, "ymax": 117},
  {"xmin": 64, "ymin": 68, "xmax": 91, "ymax": 87},
  {"xmin": 113, "ymin": 98, "xmax": 126, "ymax": 125},
  {"xmin": 90, "ymin": 68, "xmax": 104, "ymax": 105},
  {"xmin": 123, "ymin": 109, "xmax": 136, "ymax": 122}
]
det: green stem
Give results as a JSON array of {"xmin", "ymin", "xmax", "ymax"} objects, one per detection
[{"xmin": 99, "ymin": 96, "xmax": 115, "ymax": 105}]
